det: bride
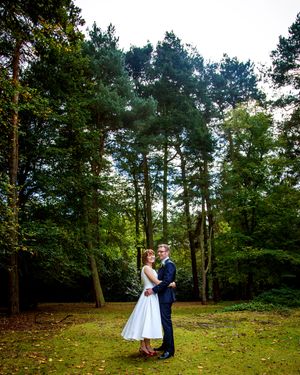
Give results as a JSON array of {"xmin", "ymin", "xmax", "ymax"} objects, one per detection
[{"xmin": 121, "ymin": 249, "xmax": 175, "ymax": 356}]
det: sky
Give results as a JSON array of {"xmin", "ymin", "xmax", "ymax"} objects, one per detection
[{"xmin": 74, "ymin": 0, "xmax": 299, "ymax": 65}]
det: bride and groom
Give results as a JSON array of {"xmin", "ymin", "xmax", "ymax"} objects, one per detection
[{"xmin": 121, "ymin": 244, "xmax": 176, "ymax": 360}]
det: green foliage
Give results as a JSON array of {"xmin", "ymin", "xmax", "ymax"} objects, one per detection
[
  {"xmin": 222, "ymin": 301, "xmax": 288, "ymax": 313},
  {"xmin": 26, "ymin": 220, "xmax": 90, "ymax": 284},
  {"xmin": 222, "ymin": 288, "xmax": 300, "ymax": 313},
  {"xmin": 215, "ymin": 103, "xmax": 300, "ymax": 300},
  {"xmin": 218, "ymin": 106, "xmax": 275, "ymax": 241},
  {"xmin": 99, "ymin": 254, "xmax": 142, "ymax": 301},
  {"xmin": 215, "ymin": 245, "xmax": 300, "ymax": 299},
  {"xmin": 255, "ymin": 288, "xmax": 300, "ymax": 308},
  {"xmin": 173, "ymin": 267, "xmax": 195, "ymax": 301},
  {"xmin": 208, "ymin": 54, "xmax": 265, "ymax": 112},
  {"xmin": 271, "ymin": 12, "xmax": 300, "ymax": 95}
]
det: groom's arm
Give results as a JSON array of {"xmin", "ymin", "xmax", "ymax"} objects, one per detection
[{"xmin": 152, "ymin": 263, "xmax": 176, "ymax": 294}]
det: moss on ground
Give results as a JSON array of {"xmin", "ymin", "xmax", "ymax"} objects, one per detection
[{"xmin": 0, "ymin": 302, "xmax": 299, "ymax": 374}]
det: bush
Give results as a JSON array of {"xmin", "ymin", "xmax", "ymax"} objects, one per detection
[
  {"xmin": 174, "ymin": 267, "xmax": 195, "ymax": 301},
  {"xmin": 222, "ymin": 301, "xmax": 278, "ymax": 312},
  {"xmin": 222, "ymin": 287, "xmax": 300, "ymax": 313},
  {"xmin": 254, "ymin": 287, "xmax": 300, "ymax": 307},
  {"xmin": 99, "ymin": 254, "xmax": 142, "ymax": 302}
]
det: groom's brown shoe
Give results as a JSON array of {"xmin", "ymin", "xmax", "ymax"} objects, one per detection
[{"xmin": 158, "ymin": 351, "xmax": 173, "ymax": 360}]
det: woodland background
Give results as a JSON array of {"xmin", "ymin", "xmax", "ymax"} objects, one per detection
[{"xmin": 0, "ymin": 1, "xmax": 299, "ymax": 314}]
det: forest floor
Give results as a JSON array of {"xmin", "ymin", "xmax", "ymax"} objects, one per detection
[{"xmin": 0, "ymin": 302, "xmax": 299, "ymax": 375}]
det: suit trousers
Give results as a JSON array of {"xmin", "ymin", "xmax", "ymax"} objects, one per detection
[{"xmin": 160, "ymin": 302, "xmax": 174, "ymax": 355}]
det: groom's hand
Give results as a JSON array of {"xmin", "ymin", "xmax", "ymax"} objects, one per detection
[{"xmin": 144, "ymin": 288, "xmax": 153, "ymax": 296}]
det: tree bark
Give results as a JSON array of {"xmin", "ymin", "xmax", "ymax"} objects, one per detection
[
  {"xmin": 162, "ymin": 140, "xmax": 168, "ymax": 242},
  {"xmin": 83, "ymin": 131, "xmax": 106, "ymax": 308},
  {"xmin": 90, "ymin": 254, "xmax": 105, "ymax": 307},
  {"xmin": 200, "ymin": 210, "xmax": 207, "ymax": 304},
  {"xmin": 8, "ymin": 41, "xmax": 22, "ymax": 314},
  {"xmin": 142, "ymin": 152, "xmax": 153, "ymax": 248},
  {"xmin": 200, "ymin": 205, "xmax": 212, "ymax": 305},
  {"xmin": 202, "ymin": 159, "xmax": 220, "ymax": 301},
  {"xmin": 133, "ymin": 171, "xmax": 142, "ymax": 271},
  {"xmin": 83, "ymin": 192, "xmax": 106, "ymax": 308},
  {"xmin": 176, "ymin": 143, "xmax": 200, "ymax": 300}
]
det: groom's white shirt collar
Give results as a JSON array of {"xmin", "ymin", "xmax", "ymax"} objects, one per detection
[{"xmin": 162, "ymin": 257, "xmax": 169, "ymax": 265}]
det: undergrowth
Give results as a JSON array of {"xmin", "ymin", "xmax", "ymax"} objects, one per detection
[
  {"xmin": 222, "ymin": 301, "xmax": 290, "ymax": 314},
  {"xmin": 223, "ymin": 288, "xmax": 300, "ymax": 313}
]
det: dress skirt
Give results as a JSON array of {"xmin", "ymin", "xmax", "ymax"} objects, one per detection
[{"xmin": 121, "ymin": 290, "xmax": 163, "ymax": 340}]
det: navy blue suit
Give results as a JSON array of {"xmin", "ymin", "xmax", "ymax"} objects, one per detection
[{"xmin": 152, "ymin": 258, "xmax": 176, "ymax": 355}]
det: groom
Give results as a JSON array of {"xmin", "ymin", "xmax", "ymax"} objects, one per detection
[{"xmin": 145, "ymin": 244, "xmax": 176, "ymax": 359}]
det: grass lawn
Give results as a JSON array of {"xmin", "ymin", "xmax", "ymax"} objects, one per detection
[{"xmin": 0, "ymin": 302, "xmax": 299, "ymax": 374}]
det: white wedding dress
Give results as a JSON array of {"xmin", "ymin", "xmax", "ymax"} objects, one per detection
[{"xmin": 121, "ymin": 266, "xmax": 163, "ymax": 340}]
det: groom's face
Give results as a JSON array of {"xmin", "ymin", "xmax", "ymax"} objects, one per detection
[{"xmin": 157, "ymin": 247, "xmax": 169, "ymax": 261}]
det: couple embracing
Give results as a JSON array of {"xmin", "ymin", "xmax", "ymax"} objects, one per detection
[{"xmin": 121, "ymin": 244, "xmax": 176, "ymax": 360}]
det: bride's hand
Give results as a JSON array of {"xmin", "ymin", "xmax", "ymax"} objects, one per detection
[{"xmin": 168, "ymin": 281, "xmax": 176, "ymax": 288}]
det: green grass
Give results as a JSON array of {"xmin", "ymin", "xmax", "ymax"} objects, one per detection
[{"xmin": 0, "ymin": 302, "xmax": 300, "ymax": 374}]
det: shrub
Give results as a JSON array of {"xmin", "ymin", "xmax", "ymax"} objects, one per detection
[
  {"xmin": 254, "ymin": 287, "xmax": 300, "ymax": 307},
  {"xmin": 222, "ymin": 301, "xmax": 278, "ymax": 312},
  {"xmin": 174, "ymin": 267, "xmax": 195, "ymax": 301},
  {"xmin": 216, "ymin": 287, "xmax": 300, "ymax": 314}
]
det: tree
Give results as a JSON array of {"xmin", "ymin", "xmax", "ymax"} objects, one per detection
[
  {"xmin": 219, "ymin": 107, "xmax": 274, "ymax": 239},
  {"xmin": 209, "ymin": 54, "xmax": 264, "ymax": 112},
  {"xmin": 125, "ymin": 44, "xmax": 160, "ymax": 250},
  {"xmin": 0, "ymin": 0, "xmax": 83, "ymax": 314},
  {"xmin": 82, "ymin": 24, "xmax": 133, "ymax": 306},
  {"xmin": 149, "ymin": 32, "xmax": 216, "ymax": 301},
  {"xmin": 271, "ymin": 12, "xmax": 300, "ymax": 105},
  {"xmin": 270, "ymin": 12, "xmax": 300, "ymax": 185},
  {"xmin": 216, "ymin": 106, "xmax": 286, "ymax": 298}
]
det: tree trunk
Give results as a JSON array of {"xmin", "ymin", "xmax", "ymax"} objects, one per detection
[
  {"xmin": 9, "ymin": 252, "xmax": 19, "ymax": 314},
  {"xmin": 82, "ymin": 195, "xmax": 105, "ymax": 307},
  {"xmin": 83, "ymin": 128, "xmax": 106, "ymax": 308},
  {"xmin": 227, "ymin": 129, "xmax": 235, "ymax": 162},
  {"xmin": 8, "ymin": 41, "xmax": 22, "ymax": 314},
  {"xmin": 176, "ymin": 143, "xmax": 200, "ymax": 300},
  {"xmin": 90, "ymin": 254, "xmax": 105, "ymax": 307},
  {"xmin": 200, "ymin": 206, "xmax": 212, "ymax": 305},
  {"xmin": 162, "ymin": 140, "xmax": 168, "ymax": 242},
  {"xmin": 83, "ymin": 194, "xmax": 106, "ymax": 308},
  {"xmin": 133, "ymin": 172, "xmax": 142, "ymax": 271},
  {"xmin": 142, "ymin": 152, "xmax": 153, "ymax": 248},
  {"xmin": 202, "ymin": 159, "xmax": 220, "ymax": 301},
  {"xmin": 91, "ymin": 188, "xmax": 105, "ymax": 307},
  {"xmin": 200, "ymin": 210, "xmax": 207, "ymax": 304}
]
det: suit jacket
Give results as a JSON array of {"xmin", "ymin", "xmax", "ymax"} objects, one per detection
[{"xmin": 152, "ymin": 258, "xmax": 176, "ymax": 303}]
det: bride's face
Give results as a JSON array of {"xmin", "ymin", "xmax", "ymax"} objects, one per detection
[{"xmin": 147, "ymin": 254, "xmax": 156, "ymax": 264}]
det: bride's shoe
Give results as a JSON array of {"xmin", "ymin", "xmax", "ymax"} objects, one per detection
[
  {"xmin": 146, "ymin": 347, "xmax": 157, "ymax": 356},
  {"xmin": 139, "ymin": 347, "xmax": 151, "ymax": 356}
]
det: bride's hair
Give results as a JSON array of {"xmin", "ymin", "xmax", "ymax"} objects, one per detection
[{"xmin": 142, "ymin": 249, "xmax": 155, "ymax": 264}]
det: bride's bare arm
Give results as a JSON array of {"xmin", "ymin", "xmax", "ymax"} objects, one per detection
[
  {"xmin": 144, "ymin": 266, "xmax": 176, "ymax": 288},
  {"xmin": 143, "ymin": 266, "xmax": 161, "ymax": 284}
]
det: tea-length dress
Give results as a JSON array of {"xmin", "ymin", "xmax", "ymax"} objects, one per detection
[{"xmin": 121, "ymin": 266, "xmax": 163, "ymax": 340}]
